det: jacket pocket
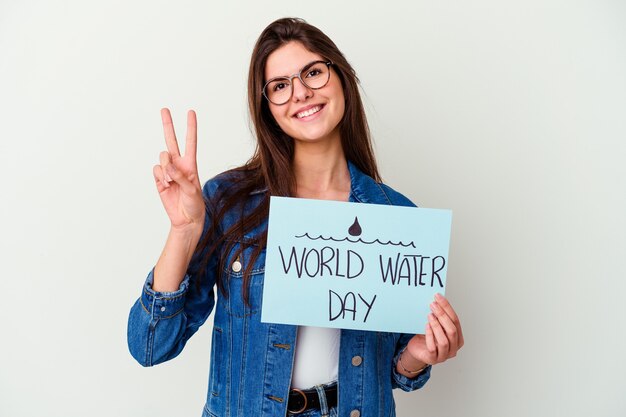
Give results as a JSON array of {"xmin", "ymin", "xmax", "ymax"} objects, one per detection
[{"xmin": 222, "ymin": 239, "xmax": 266, "ymax": 318}]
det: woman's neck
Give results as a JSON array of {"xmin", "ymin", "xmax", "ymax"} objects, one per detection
[{"xmin": 293, "ymin": 139, "xmax": 350, "ymax": 201}]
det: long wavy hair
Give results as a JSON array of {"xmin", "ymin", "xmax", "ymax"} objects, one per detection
[{"xmin": 195, "ymin": 17, "xmax": 381, "ymax": 302}]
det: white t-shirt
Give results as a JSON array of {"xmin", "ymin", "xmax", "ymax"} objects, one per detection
[{"xmin": 290, "ymin": 326, "xmax": 340, "ymax": 389}]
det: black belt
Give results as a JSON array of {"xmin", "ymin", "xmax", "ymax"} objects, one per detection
[{"xmin": 286, "ymin": 384, "xmax": 338, "ymax": 415}]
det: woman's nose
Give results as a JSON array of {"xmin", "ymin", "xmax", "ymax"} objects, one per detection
[{"xmin": 291, "ymin": 77, "xmax": 312, "ymax": 102}]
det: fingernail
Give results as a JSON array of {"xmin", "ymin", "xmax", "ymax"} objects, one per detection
[{"xmin": 435, "ymin": 293, "xmax": 444, "ymax": 300}]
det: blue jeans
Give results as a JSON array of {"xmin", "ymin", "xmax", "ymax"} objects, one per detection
[
  {"xmin": 294, "ymin": 408, "xmax": 337, "ymax": 417},
  {"xmin": 289, "ymin": 383, "xmax": 337, "ymax": 417}
]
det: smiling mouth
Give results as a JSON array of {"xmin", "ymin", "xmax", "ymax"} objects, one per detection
[{"xmin": 295, "ymin": 104, "xmax": 325, "ymax": 119}]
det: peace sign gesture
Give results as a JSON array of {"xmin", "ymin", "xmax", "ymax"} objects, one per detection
[{"xmin": 153, "ymin": 108, "xmax": 205, "ymax": 233}]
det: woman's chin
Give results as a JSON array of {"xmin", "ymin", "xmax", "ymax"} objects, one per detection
[{"xmin": 290, "ymin": 126, "xmax": 342, "ymax": 146}]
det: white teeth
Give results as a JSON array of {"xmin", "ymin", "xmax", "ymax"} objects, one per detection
[{"xmin": 296, "ymin": 105, "xmax": 322, "ymax": 119}]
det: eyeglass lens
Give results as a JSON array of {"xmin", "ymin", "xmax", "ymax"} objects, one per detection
[{"xmin": 264, "ymin": 61, "xmax": 330, "ymax": 105}]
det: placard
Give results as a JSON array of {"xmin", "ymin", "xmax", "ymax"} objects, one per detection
[{"xmin": 261, "ymin": 197, "xmax": 452, "ymax": 334}]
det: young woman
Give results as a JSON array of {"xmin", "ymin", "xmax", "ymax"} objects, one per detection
[{"xmin": 128, "ymin": 17, "xmax": 464, "ymax": 417}]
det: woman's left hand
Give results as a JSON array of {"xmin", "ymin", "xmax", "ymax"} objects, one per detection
[{"xmin": 405, "ymin": 293, "xmax": 464, "ymax": 366}]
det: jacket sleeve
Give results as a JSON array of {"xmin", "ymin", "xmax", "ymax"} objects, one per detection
[
  {"xmin": 391, "ymin": 333, "xmax": 432, "ymax": 391},
  {"xmin": 127, "ymin": 179, "xmax": 221, "ymax": 367}
]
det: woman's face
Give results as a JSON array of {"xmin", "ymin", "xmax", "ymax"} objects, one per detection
[{"xmin": 264, "ymin": 41, "xmax": 345, "ymax": 146}]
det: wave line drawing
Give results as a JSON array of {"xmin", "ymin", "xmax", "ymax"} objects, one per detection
[{"xmin": 294, "ymin": 233, "xmax": 416, "ymax": 248}]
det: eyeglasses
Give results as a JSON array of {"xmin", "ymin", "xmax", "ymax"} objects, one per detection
[{"xmin": 262, "ymin": 60, "xmax": 333, "ymax": 105}]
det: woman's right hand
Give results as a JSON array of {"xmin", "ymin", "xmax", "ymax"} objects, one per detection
[{"xmin": 153, "ymin": 108, "xmax": 205, "ymax": 233}]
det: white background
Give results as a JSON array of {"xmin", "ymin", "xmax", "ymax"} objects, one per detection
[{"xmin": 1, "ymin": 1, "xmax": 625, "ymax": 416}]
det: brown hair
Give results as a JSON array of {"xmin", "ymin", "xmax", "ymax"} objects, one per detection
[{"xmin": 195, "ymin": 17, "xmax": 381, "ymax": 302}]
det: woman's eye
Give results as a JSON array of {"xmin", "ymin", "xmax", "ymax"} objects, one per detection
[
  {"xmin": 273, "ymin": 83, "xmax": 287, "ymax": 92},
  {"xmin": 306, "ymin": 69, "xmax": 321, "ymax": 78}
]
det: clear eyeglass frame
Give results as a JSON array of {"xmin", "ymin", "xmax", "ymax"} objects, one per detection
[{"xmin": 262, "ymin": 60, "xmax": 333, "ymax": 105}]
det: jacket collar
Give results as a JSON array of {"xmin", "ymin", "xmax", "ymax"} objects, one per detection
[{"xmin": 347, "ymin": 160, "xmax": 391, "ymax": 205}]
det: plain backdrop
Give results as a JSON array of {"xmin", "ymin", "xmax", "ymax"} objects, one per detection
[{"xmin": 1, "ymin": 1, "xmax": 625, "ymax": 416}]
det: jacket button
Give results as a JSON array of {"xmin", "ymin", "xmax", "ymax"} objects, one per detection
[
  {"xmin": 232, "ymin": 260, "xmax": 242, "ymax": 272},
  {"xmin": 351, "ymin": 355, "xmax": 362, "ymax": 366},
  {"xmin": 160, "ymin": 306, "xmax": 166, "ymax": 312},
  {"xmin": 350, "ymin": 410, "xmax": 360, "ymax": 417}
]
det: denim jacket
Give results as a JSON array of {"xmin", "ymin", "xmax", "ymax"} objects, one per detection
[{"xmin": 127, "ymin": 161, "xmax": 431, "ymax": 417}]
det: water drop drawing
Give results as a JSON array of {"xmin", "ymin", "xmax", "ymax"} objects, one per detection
[{"xmin": 348, "ymin": 217, "xmax": 362, "ymax": 236}]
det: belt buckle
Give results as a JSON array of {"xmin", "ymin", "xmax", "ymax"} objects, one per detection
[{"xmin": 287, "ymin": 388, "xmax": 308, "ymax": 415}]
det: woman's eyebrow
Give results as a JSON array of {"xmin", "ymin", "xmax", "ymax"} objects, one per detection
[{"xmin": 267, "ymin": 61, "xmax": 319, "ymax": 80}]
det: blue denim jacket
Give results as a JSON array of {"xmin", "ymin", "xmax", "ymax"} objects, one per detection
[{"xmin": 127, "ymin": 161, "xmax": 431, "ymax": 417}]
